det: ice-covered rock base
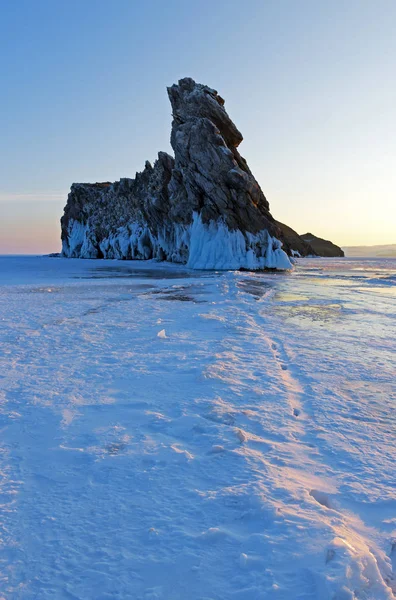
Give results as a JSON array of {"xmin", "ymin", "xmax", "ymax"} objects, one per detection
[{"xmin": 62, "ymin": 213, "xmax": 292, "ymax": 270}]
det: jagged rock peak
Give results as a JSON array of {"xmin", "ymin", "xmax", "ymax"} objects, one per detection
[
  {"xmin": 60, "ymin": 78, "xmax": 292, "ymax": 270},
  {"xmin": 167, "ymin": 77, "xmax": 243, "ymax": 149},
  {"xmin": 165, "ymin": 77, "xmax": 275, "ymax": 236}
]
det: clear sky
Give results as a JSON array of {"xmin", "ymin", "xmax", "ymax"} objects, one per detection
[{"xmin": 1, "ymin": 0, "xmax": 395, "ymax": 253}]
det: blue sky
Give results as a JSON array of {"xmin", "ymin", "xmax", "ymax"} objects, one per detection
[{"xmin": 1, "ymin": 0, "xmax": 395, "ymax": 253}]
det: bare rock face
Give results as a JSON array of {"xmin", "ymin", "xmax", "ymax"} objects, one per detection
[
  {"xmin": 166, "ymin": 78, "xmax": 276, "ymax": 234},
  {"xmin": 275, "ymin": 221, "xmax": 316, "ymax": 257},
  {"xmin": 61, "ymin": 152, "xmax": 177, "ymax": 260},
  {"xmin": 300, "ymin": 233, "xmax": 344, "ymax": 257},
  {"xmin": 61, "ymin": 78, "xmax": 292, "ymax": 270}
]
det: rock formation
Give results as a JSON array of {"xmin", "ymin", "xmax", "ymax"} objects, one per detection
[
  {"xmin": 300, "ymin": 233, "xmax": 344, "ymax": 257},
  {"xmin": 275, "ymin": 221, "xmax": 316, "ymax": 257},
  {"xmin": 61, "ymin": 78, "xmax": 292, "ymax": 270}
]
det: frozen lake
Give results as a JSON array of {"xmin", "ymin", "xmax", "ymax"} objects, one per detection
[{"xmin": 0, "ymin": 256, "xmax": 395, "ymax": 599}]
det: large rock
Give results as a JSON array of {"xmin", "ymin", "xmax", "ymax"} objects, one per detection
[
  {"xmin": 61, "ymin": 78, "xmax": 292, "ymax": 270},
  {"xmin": 275, "ymin": 221, "xmax": 316, "ymax": 257},
  {"xmin": 300, "ymin": 233, "xmax": 344, "ymax": 257}
]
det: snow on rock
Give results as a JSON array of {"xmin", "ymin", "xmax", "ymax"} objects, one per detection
[{"xmin": 61, "ymin": 78, "xmax": 292, "ymax": 271}]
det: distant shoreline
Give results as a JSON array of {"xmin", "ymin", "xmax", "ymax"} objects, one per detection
[{"xmin": 342, "ymin": 244, "xmax": 396, "ymax": 258}]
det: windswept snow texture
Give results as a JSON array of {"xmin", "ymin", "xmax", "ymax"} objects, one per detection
[{"xmin": 0, "ymin": 256, "xmax": 395, "ymax": 600}]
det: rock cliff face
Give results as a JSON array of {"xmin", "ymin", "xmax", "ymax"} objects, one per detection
[
  {"xmin": 61, "ymin": 78, "xmax": 292, "ymax": 270},
  {"xmin": 300, "ymin": 233, "xmax": 344, "ymax": 257},
  {"xmin": 275, "ymin": 221, "xmax": 316, "ymax": 257}
]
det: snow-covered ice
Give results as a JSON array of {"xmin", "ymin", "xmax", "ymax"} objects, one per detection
[{"xmin": 0, "ymin": 256, "xmax": 395, "ymax": 599}]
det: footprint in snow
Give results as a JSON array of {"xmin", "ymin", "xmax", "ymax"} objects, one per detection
[
  {"xmin": 235, "ymin": 429, "xmax": 247, "ymax": 443},
  {"xmin": 208, "ymin": 444, "xmax": 226, "ymax": 454},
  {"xmin": 326, "ymin": 549, "xmax": 336, "ymax": 564},
  {"xmin": 199, "ymin": 527, "xmax": 230, "ymax": 543},
  {"xmin": 309, "ymin": 489, "xmax": 335, "ymax": 510},
  {"xmin": 203, "ymin": 411, "xmax": 235, "ymax": 426},
  {"xmin": 105, "ymin": 442, "xmax": 127, "ymax": 455}
]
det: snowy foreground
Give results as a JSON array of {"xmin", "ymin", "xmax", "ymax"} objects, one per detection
[{"xmin": 0, "ymin": 256, "xmax": 395, "ymax": 600}]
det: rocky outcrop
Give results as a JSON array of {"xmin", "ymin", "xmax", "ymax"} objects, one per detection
[
  {"xmin": 275, "ymin": 221, "xmax": 316, "ymax": 257},
  {"xmin": 61, "ymin": 78, "xmax": 292, "ymax": 270},
  {"xmin": 61, "ymin": 153, "xmax": 176, "ymax": 260},
  {"xmin": 275, "ymin": 222, "xmax": 343, "ymax": 258},
  {"xmin": 300, "ymin": 233, "xmax": 344, "ymax": 257}
]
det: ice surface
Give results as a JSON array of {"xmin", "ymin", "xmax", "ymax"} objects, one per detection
[{"xmin": 0, "ymin": 256, "xmax": 395, "ymax": 599}]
